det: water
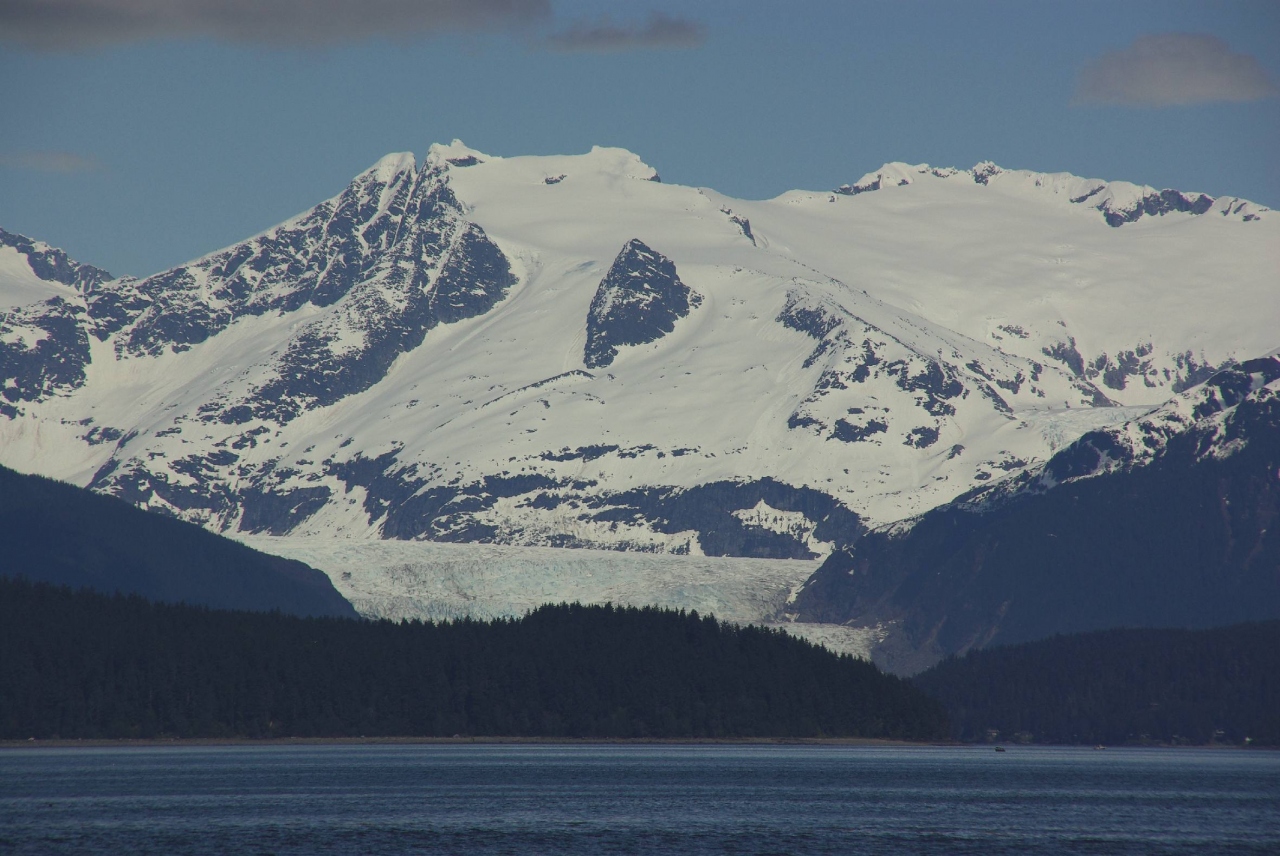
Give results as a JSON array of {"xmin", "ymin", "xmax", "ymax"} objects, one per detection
[{"xmin": 1, "ymin": 744, "xmax": 1277, "ymax": 854}]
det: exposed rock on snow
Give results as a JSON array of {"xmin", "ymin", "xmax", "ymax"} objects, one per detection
[{"xmin": 584, "ymin": 239, "xmax": 701, "ymax": 369}]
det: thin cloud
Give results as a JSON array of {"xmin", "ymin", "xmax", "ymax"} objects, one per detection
[
  {"xmin": 546, "ymin": 12, "xmax": 705, "ymax": 53},
  {"xmin": 0, "ymin": 0, "xmax": 552, "ymax": 50},
  {"xmin": 1074, "ymin": 33, "xmax": 1278, "ymax": 107},
  {"xmin": 0, "ymin": 151, "xmax": 102, "ymax": 173}
]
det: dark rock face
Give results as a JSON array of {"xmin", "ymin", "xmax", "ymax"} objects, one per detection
[
  {"xmin": 720, "ymin": 207, "xmax": 755, "ymax": 244},
  {"xmin": 1098, "ymin": 189, "xmax": 1215, "ymax": 227},
  {"xmin": 832, "ymin": 418, "xmax": 888, "ymax": 443},
  {"xmin": 325, "ymin": 450, "xmax": 557, "ymax": 543},
  {"xmin": 1039, "ymin": 337, "xmax": 1116, "ymax": 405},
  {"xmin": 1069, "ymin": 185, "xmax": 1107, "ymax": 204},
  {"xmin": 1044, "ymin": 337, "xmax": 1225, "ymax": 398},
  {"xmin": 103, "ymin": 158, "xmax": 421, "ymax": 355},
  {"xmin": 776, "ymin": 291, "xmax": 843, "ymax": 340},
  {"xmin": 541, "ymin": 444, "xmax": 619, "ymax": 463},
  {"xmin": 904, "ymin": 426, "xmax": 940, "ymax": 448},
  {"xmin": 0, "ymin": 230, "xmax": 113, "ymax": 416},
  {"xmin": 431, "ymin": 223, "xmax": 515, "ymax": 324},
  {"xmin": 794, "ymin": 357, "xmax": 1280, "ymax": 674},
  {"xmin": 585, "ymin": 479, "xmax": 862, "ymax": 558},
  {"xmin": 183, "ymin": 170, "xmax": 514, "ymax": 426},
  {"xmin": 329, "ymin": 446, "xmax": 861, "ymax": 558},
  {"xmin": 1171, "ymin": 351, "xmax": 1231, "ymax": 392},
  {"xmin": 970, "ymin": 162, "xmax": 1003, "ymax": 185},
  {"xmin": 0, "ymin": 228, "xmax": 112, "ymax": 292},
  {"xmin": 90, "ymin": 446, "xmax": 338, "ymax": 536},
  {"xmin": 834, "ymin": 178, "xmax": 881, "ymax": 196},
  {"xmin": 91, "ymin": 454, "xmax": 237, "ymax": 522},
  {"xmin": 583, "ymin": 240, "xmax": 701, "ymax": 369},
  {"xmin": 0, "ymin": 297, "xmax": 91, "ymax": 417},
  {"xmin": 239, "ymin": 485, "xmax": 333, "ymax": 536},
  {"xmin": 1042, "ymin": 337, "xmax": 1085, "ymax": 378}
]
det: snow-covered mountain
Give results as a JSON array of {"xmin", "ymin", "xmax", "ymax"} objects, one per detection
[
  {"xmin": 2, "ymin": 142, "xmax": 1276, "ymax": 561},
  {"xmin": 795, "ymin": 355, "xmax": 1280, "ymax": 672}
]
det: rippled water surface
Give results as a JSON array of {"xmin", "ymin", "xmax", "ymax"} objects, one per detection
[{"xmin": 2, "ymin": 744, "xmax": 1277, "ymax": 854}]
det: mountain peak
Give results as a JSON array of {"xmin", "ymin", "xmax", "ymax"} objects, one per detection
[
  {"xmin": 425, "ymin": 139, "xmax": 490, "ymax": 169},
  {"xmin": 364, "ymin": 151, "xmax": 417, "ymax": 182},
  {"xmin": 576, "ymin": 145, "xmax": 661, "ymax": 181},
  {"xmin": 832, "ymin": 159, "xmax": 1269, "ymax": 226}
]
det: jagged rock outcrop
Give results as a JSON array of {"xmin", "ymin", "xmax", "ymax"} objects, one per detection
[{"xmin": 584, "ymin": 239, "xmax": 701, "ymax": 369}]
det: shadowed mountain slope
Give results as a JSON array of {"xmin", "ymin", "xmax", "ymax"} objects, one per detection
[
  {"xmin": 795, "ymin": 357, "xmax": 1280, "ymax": 673},
  {"xmin": 0, "ymin": 463, "xmax": 356, "ymax": 617}
]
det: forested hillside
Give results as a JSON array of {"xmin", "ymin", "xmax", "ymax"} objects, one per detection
[
  {"xmin": 913, "ymin": 622, "xmax": 1280, "ymax": 745},
  {"xmin": 0, "ymin": 578, "xmax": 948, "ymax": 741},
  {"xmin": 0, "ymin": 464, "xmax": 354, "ymax": 617}
]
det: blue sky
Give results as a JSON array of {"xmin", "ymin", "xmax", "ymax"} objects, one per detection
[{"xmin": 2, "ymin": 0, "xmax": 1277, "ymax": 277}]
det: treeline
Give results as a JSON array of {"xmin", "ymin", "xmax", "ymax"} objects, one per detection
[
  {"xmin": 913, "ymin": 621, "xmax": 1280, "ymax": 745},
  {"xmin": 0, "ymin": 577, "xmax": 948, "ymax": 741}
]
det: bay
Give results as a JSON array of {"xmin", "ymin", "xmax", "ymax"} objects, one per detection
[{"xmin": 1, "ymin": 744, "xmax": 1277, "ymax": 854}]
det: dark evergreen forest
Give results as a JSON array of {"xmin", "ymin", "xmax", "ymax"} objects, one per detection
[
  {"xmin": 0, "ymin": 578, "xmax": 948, "ymax": 741},
  {"xmin": 913, "ymin": 621, "xmax": 1280, "ymax": 745}
]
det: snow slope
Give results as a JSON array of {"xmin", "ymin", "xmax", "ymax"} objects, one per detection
[{"xmin": 1, "ymin": 143, "xmax": 1275, "ymax": 559}]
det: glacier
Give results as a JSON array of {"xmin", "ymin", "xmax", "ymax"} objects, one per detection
[{"xmin": 237, "ymin": 534, "xmax": 882, "ymax": 659}]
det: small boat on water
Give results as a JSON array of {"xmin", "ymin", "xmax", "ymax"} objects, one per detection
[{"xmin": 994, "ymin": 746, "xmax": 1006, "ymax": 752}]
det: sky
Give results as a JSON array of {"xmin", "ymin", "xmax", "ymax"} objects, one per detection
[{"xmin": 1, "ymin": 0, "xmax": 1277, "ymax": 278}]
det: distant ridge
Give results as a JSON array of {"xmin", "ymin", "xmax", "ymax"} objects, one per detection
[
  {"xmin": 0, "ymin": 463, "xmax": 356, "ymax": 617},
  {"xmin": 914, "ymin": 621, "xmax": 1280, "ymax": 746},
  {"xmin": 832, "ymin": 160, "xmax": 1269, "ymax": 227}
]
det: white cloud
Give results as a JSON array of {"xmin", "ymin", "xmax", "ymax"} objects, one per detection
[
  {"xmin": 0, "ymin": 0, "xmax": 552, "ymax": 50},
  {"xmin": 0, "ymin": 151, "xmax": 102, "ymax": 173},
  {"xmin": 1074, "ymin": 33, "xmax": 1278, "ymax": 107},
  {"xmin": 545, "ymin": 12, "xmax": 705, "ymax": 53}
]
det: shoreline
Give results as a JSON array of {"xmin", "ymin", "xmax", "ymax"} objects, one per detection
[
  {"xmin": 1, "ymin": 736, "xmax": 1265, "ymax": 750},
  {"xmin": 1, "ymin": 735, "xmax": 944, "ymax": 749}
]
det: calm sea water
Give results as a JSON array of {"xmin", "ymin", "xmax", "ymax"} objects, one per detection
[{"xmin": 1, "ymin": 744, "xmax": 1277, "ymax": 855}]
